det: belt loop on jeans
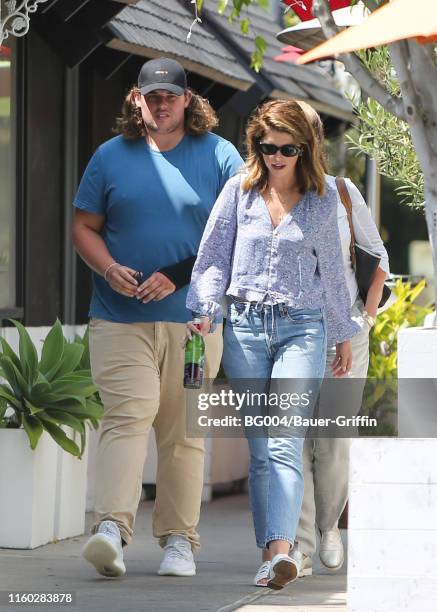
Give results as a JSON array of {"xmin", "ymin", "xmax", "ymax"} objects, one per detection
[{"xmin": 270, "ymin": 304, "xmax": 276, "ymax": 345}]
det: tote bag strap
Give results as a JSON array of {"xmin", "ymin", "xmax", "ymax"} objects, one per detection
[{"xmin": 335, "ymin": 176, "xmax": 356, "ymax": 269}]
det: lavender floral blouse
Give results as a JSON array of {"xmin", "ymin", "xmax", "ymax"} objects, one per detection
[{"xmin": 186, "ymin": 173, "xmax": 360, "ymax": 344}]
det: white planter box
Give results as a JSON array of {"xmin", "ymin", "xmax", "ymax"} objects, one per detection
[
  {"xmin": 348, "ymin": 326, "xmax": 437, "ymax": 612},
  {"xmin": 398, "ymin": 326, "xmax": 437, "ymax": 378},
  {"xmin": 0, "ymin": 323, "xmax": 92, "ymax": 545},
  {"xmin": 0, "ymin": 428, "xmax": 91, "ymax": 547},
  {"xmin": 0, "ymin": 429, "xmax": 58, "ymax": 549},
  {"xmin": 398, "ymin": 326, "xmax": 437, "ymax": 437},
  {"xmin": 54, "ymin": 429, "xmax": 89, "ymax": 541},
  {"xmin": 348, "ymin": 439, "xmax": 437, "ymax": 612}
]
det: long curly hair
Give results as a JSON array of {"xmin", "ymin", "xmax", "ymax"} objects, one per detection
[
  {"xmin": 114, "ymin": 87, "xmax": 218, "ymax": 138},
  {"xmin": 242, "ymin": 99, "xmax": 326, "ymax": 196}
]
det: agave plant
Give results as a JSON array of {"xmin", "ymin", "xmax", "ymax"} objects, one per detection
[
  {"xmin": 73, "ymin": 325, "xmax": 102, "ymax": 407},
  {"xmin": 0, "ymin": 319, "xmax": 103, "ymax": 457}
]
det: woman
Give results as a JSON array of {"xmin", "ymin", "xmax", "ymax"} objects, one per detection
[
  {"xmin": 291, "ymin": 101, "xmax": 390, "ymax": 577},
  {"xmin": 185, "ymin": 100, "xmax": 360, "ymax": 589}
]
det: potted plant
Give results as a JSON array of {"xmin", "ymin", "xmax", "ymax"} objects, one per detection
[
  {"xmin": 359, "ymin": 279, "xmax": 433, "ymax": 437},
  {"xmin": 0, "ymin": 319, "xmax": 103, "ymax": 548}
]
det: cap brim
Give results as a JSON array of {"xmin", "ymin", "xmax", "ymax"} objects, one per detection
[{"xmin": 139, "ymin": 83, "xmax": 185, "ymax": 96}]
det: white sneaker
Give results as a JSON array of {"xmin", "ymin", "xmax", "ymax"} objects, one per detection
[
  {"xmin": 290, "ymin": 545, "xmax": 313, "ymax": 577},
  {"xmin": 157, "ymin": 535, "xmax": 196, "ymax": 577},
  {"xmin": 253, "ymin": 561, "xmax": 271, "ymax": 587},
  {"xmin": 319, "ymin": 527, "xmax": 344, "ymax": 570},
  {"xmin": 82, "ymin": 520, "xmax": 126, "ymax": 578},
  {"xmin": 267, "ymin": 553, "xmax": 298, "ymax": 590}
]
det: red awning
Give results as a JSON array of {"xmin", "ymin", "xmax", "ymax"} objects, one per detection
[{"xmin": 282, "ymin": 0, "xmax": 352, "ymax": 22}]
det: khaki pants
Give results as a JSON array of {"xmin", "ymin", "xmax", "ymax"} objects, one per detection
[
  {"xmin": 297, "ymin": 299, "xmax": 370, "ymax": 557},
  {"xmin": 89, "ymin": 318, "xmax": 222, "ymax": 551}
]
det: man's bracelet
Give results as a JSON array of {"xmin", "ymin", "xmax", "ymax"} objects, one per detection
[{"xmin": 104, "ymin": 262, "xmax": 119, "ymax": 281}]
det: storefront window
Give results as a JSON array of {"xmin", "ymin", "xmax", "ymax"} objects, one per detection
[{"xmin": 0, "ymin": 42, "xmax": 15, "ymax": 308}]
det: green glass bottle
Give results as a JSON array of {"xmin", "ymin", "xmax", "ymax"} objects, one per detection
[{"xmin": 184, "ymin": 318, "xmax": 205, "ymax": 389}]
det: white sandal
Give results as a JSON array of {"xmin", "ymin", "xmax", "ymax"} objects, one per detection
[
  {"xmin": 253, "ymin": 561, "xmax": 271, "ymax": 587},
  {"xmin": 267, "ymin": 554, "xmax": 298, "ymax": 590}
]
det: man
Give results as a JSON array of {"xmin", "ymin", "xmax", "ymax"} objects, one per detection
[{"xmin": 73, "ymin": 57, "xmax": 242, "ymax": 578}]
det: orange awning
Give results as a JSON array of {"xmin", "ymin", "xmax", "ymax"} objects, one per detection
[{"xmin": 297, "ymin": 0, "xmax": 437, "ymax": 65}]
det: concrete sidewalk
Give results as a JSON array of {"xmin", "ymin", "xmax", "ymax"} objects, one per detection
[{"xmin": 0, "ymin": 495, "xmax": 347, "ymax": 612}]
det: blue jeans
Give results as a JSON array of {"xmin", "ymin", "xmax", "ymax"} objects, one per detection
[{"xmin": 222, "ymin": 301, "xmax": 327, "ymax": 549}]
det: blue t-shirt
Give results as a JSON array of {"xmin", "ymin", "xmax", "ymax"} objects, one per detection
[{"xmin": 74, "ymin": 133, "xmax": 243, "ymax": 323}]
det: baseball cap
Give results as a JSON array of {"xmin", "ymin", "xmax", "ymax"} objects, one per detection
[{"xmin": 138, "ymin": 58, "xmax": 187, "ymax": 96}]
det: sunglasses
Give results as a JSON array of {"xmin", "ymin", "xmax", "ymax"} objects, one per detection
[{"xmin": 257, "ymin": 142, "xmax": 304, "ymax": 157}]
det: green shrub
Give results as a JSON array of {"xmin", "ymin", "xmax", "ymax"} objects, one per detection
[
  {"xmin": 360, "ymin": 279, "xmax": 433, "ymax": 436},
  {"xmin": 0, "ymin": 319, "xmax": 102, "ymax": 457},
  {"xmin": 369, "ymin": 279, "xmax": 432, "ymax": 376}
]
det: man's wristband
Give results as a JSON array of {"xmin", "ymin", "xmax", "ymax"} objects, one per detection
[{"xmin": 104, "ymin": 262, "xmax": 119, "ymax": 281}]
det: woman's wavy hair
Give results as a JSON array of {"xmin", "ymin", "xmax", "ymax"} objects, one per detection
[
  {"xmin": 295, "ymin": 100, "xmax": 329, "ymax": 173},
  {"xmin": 114, "ymin": 86, "xmax": 219, "ymax": 138},
  {"xmin": 242, "ymin": 99, "xmax": 326, "ymax": 196}
]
